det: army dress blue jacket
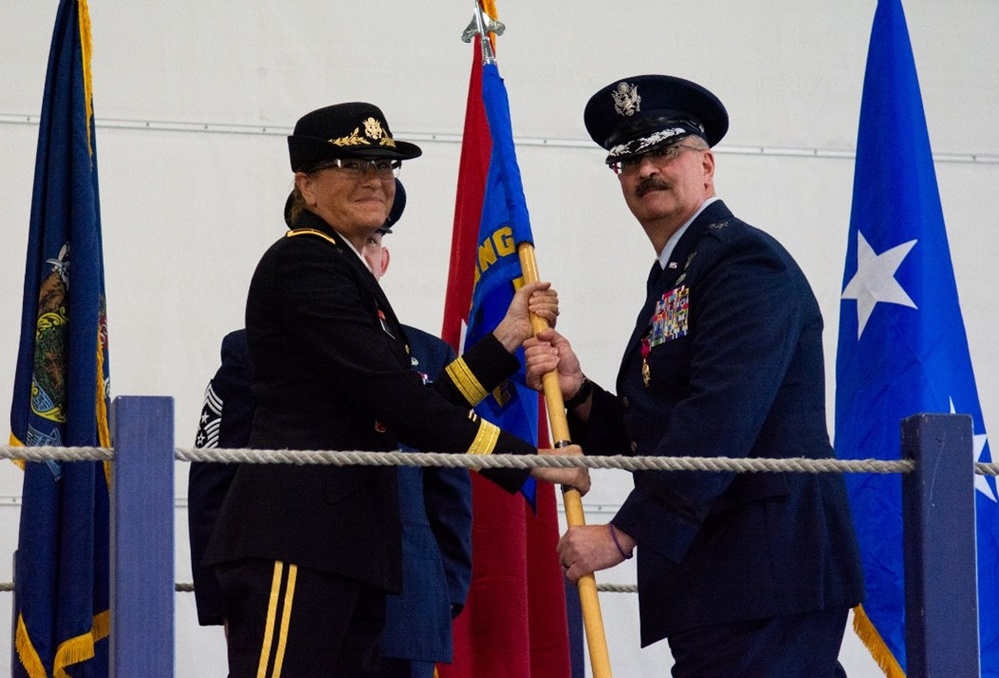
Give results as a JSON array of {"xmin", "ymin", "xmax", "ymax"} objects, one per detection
[
  {"xmin": 570, "ymin": 200, "xmax": 864, "ymax": 646},
  {"xmin": 205, "ymin": 209, "xmax": 531, "ymax": 594},
  {"xmin": 190, "ymin": 327, "xmax": 473, "ymax": 663}
]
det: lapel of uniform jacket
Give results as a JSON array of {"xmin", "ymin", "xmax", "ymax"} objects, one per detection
[
  {"xmin": 620, "ymin": 200, "xmax": 734, "ymax": 368},
  {"xmin": 289, "ymin": 211, "xmax": 407, "ymax": 349},
  {"xmin": 366, "ymin": 273, "xmax": 405, "ymax": 345}
]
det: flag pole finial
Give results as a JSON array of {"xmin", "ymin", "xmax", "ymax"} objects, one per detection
[{"xmin": 461, "ymin": 1, "xmax": 503, "ymax": 64}]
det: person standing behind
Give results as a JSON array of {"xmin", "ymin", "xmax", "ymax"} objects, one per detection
[
  {"xmin": 205, "ymin": 102, "xmax": 588, "ymax": 678},
  {"xmin": 189, "ymin": 181, "xmax": 473, "ymax": 678},
  {"xmin": 525, "ymin": 75, "xmax": 864, "ymax": 677}
]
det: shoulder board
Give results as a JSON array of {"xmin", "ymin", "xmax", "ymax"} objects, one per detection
[{"xmin": 286, "ymin": 228, "xmax": 338, "ymax": 246}]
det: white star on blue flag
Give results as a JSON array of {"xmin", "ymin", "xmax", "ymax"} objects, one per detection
[
  {"xmin": 834, "ymin": 0, "xmax": 998, "ymax": 672},
  {"xmin": 841, "ymin": 231, "xmax": 917, "ymax": 338}
]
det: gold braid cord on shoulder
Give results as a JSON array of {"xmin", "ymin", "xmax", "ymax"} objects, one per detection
[{"xmin": 285, "ymin": 228, "xmax": 338, "ymax": 246}]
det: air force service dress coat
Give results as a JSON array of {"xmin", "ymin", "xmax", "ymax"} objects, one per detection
[
  {"xmin": 189, "ymin": 329, "xmax": 253, "ymax": 626},
  {"xmin": 206, "ymin": 209, "xmax": 532, "ymax": 594},
  {"xmin": 381, "ymin": 325, "xmax": 472, "ymax": 662},
  {"xmin": 570, "ymin": 200, "xmax": 864, "ymax": 647}
]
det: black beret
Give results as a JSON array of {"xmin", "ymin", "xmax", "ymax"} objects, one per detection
[
  {"xmin": 584, "ymin": 75, "xmax": 728, "ymax": 163},
  {"xmin": 288, "ymin": 102, "xmax": 422, "ymax": 171}
]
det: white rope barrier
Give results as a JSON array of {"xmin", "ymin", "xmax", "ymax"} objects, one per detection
[
  {"xmin": 0, "ymin": 580, "xmax": 639, "ymax": 595},
  {"xmin": 0, "ymin": 445, "xmax": 111, "ymax": 462},
  {"xmin": 176, "ymin": 447, "xmax": 920, "ymax": 475},
  {"xmin": 2, "ymin": 443, "xmax": 994, "ymax": 597},
  {"xmin": 7, "ymin": 443, "xmax": 999, "ymax": 475},
  {"xmin": 0, "ymin": 444, "xmax": 932, "ymax": 474}
]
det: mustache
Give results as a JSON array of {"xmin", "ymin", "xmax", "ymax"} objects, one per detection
[{"xmin": 635, "ymin": 177, "xmax": 670, "ymax": 198}]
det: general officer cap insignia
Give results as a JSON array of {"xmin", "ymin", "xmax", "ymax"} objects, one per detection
[
  {"xmin": 584, "ymin": 75, "xmax": 729, "ymax": 164},
  {"xmin": 288, "ymin": 102, "xmax": 422, "ymax": 171}
]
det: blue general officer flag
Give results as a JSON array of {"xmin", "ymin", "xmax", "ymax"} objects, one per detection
[
  {"xmin": 10, "ymin": 0, "xmax": 112, "ymax": 676},
  {"xmin": 835, "ymin": 0, "xmax": 998, "ymax": 675},
  {"xmin": 464, "ymin": 62, "xmax": 538, "ymax": 502}
]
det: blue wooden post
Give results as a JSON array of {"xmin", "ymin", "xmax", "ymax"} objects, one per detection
[
  {"xmin": 10, "ymin": 551, "xmax": 17, "ymax": 678},
  {"xmin": 902, "ymin": 413, "xmax": 979, "ymax": 677},
  {"xmin": 110, "ymin": 396, "xmax": 174, "ymax": 677}
]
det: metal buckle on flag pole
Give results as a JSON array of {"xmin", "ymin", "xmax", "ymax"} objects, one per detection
[
  {"xmin": 461, "ymin": 2, "xmax": 505, "ymax": 63},
  {"xmin": 471, "ymin": 2, "xmax": 498, "ymax": 64},
  {"xmin": 460, "ymin": 12, "xmax": 505, "ymax": 43}
]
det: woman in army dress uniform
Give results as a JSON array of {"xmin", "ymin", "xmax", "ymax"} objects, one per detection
[{"xmin": 206, "ymin": 101, "xmax": 588, "ymax": 678}]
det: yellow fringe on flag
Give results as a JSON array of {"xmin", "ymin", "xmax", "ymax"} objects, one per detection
[
  {"xmin": 52, "ymin": 610, "xmax": 109, "ymax": 678},
  {"xmin": 78, "ymin": 0, "xmax": 95, "ymax": 156},
  {"xmin": 15, "ymin": 614, "xmax": 47, "ymax": 678},
  {"xmin": 96, "ymin": 330, "xmax": 112, "ymax": 487},
  {"xmin": 9, "ymin": 432, "xmax": 27, "ymax": 471},
  {"xmin": 17, "ymin": 609, "xmax": 110, "ymax": 678},
  {"xmin": 93, "ymin": 609, "xmax": 110, "ymax": 641},
  {"xmin": 53, "ymin": 633, "xmax": 94, "ymax": 678},
  {"xmin": 852, "ymin": 604, "xmax": 906, "ymax": 678}
]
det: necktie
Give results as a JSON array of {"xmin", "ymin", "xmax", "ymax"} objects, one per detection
[{"xmin": 646, "ymin": 259, "xmax": 665, "ymax": 295}]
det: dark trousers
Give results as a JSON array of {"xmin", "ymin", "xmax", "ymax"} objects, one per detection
[
  {"xmin": 379, "ymin": 657, "xmax": 435, "ymax": 678},
  {"xmin": 217, "ymin": 558, "xmax": 387, "ymax": 678},
  {"xmin": 668, "ymin": 605, "xmax": 851, "ymax": 677}
]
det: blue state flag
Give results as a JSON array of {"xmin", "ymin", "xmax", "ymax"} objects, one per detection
[
  {"xmin": 463, "ymin": 62, "xmax": 539, "ymax": 504},
  {"xmin": 10, "ymin": 0, "xmax": 112, "ymax": 675},
  {"xmin": 835, "ymin": 0, "xmax": 998, "ymax": 675}
]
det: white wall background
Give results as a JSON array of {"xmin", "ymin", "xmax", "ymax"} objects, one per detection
[{"xmin": 1, "ymin": 1, "xmax": 998, "ymax": 675}]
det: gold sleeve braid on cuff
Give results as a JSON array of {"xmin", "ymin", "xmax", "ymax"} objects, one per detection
[
  {"xmin": 467, "ymin": 418, "xmax": 501, "ymax": 456},
  {"xmin": 445, "ymin": 357, "xmax": 488, "ymax": 405}
]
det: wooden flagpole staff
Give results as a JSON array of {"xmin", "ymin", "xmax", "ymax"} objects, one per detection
[
  {"xmin": 468, "ymin": 2, "xmax": 612, "ymax": 672},
  {"xmin": 519, "ymin": 242, "xmax": 613, "ymax": 678}
]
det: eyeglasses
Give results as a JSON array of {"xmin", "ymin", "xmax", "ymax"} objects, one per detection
[
  {"xmin": 609, "ymin": 144, "xmax": 704, "ymax": 176},
  {"xmin": 313, "ymin": 158, "xmax": 402, "ymax": 180}
]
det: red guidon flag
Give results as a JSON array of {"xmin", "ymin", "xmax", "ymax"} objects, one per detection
[{"xmin": 437, "ymin": 13, "xmax": 571, "ymax": 678}]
